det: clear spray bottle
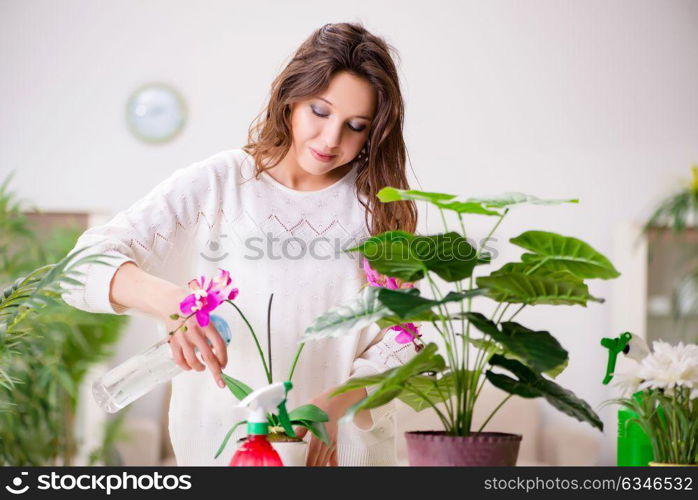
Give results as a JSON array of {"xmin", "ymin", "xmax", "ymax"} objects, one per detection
[{"xmin": 92, "ymin": 314, "xmax": 232, "ymax": 413}]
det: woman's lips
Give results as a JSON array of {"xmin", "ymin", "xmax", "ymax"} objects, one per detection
[{"xmin": 310, "ymin": 147, "xmax": 336, "ymax": 162}]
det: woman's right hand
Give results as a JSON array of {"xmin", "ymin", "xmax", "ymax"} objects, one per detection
[{"xmin": 160, "ymin": 289, "xmax": 229, "ymax": 388}]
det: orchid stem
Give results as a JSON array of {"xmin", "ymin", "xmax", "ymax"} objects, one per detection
[
  {"xmin": 267, "ymin": 293, "xmax": 273, "ymax": 382},
  {"xmin": 226, "ymin": 300, "xmax": 272, "ymax": 383}
]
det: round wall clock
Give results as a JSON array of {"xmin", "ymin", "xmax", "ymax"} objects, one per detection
[{"xmin": 126, "ymin": 83, "xmax": 187, "ymax": 143}]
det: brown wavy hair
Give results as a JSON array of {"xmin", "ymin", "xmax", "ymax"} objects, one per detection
[{"xmin": 242, "ymin": 22, "xmax": 417, "ymax": 236}]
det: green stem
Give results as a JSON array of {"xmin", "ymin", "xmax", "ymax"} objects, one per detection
[
  {"xmin": 508, "ymin": 304, "xmax": 526, "ymax": 322},
  {"xmin": 287, "ymin": 342, "xmax": 305, "ymax": 382},
  {"xmin": 405, "ymin": 382, "xmax": 452, "ymax": 431},
  {"xmin": 496, "ymin": 303, "xmax": 511, "ymax": 325},
  {"xmin": 477, "ymin": 394, "xmax": 513, "ymax": 433},
  {"xmin": 226, "ymin": 300, "xmax": 271, "ymax": 383}
]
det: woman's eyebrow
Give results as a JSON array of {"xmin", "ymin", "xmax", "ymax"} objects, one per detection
[{"xmin": 317, "ymin": 97, "xmax": 372, "ymax": 120}]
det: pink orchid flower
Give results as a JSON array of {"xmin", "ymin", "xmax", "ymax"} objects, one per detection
[
  {"xmin": 180, "ymin": 268, "xmax": 239, "ymax": 327},
  {"xmin": 362, "ymin": 258, "xmax": 423, "ymax": 351}
]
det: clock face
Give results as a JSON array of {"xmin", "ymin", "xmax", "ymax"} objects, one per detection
[{"xmin": 126, "ymin": 83, "xmax": 187, "ymax": 143}]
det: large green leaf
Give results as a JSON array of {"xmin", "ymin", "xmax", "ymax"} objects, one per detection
[
  {"xmin": 510, "ymin": 231, "xmax": 620, "ymax": 279},
  {"xmin": 377, "ymin": 188, "xmax": 578, "ymax": 215},
  {"xmin": 347, "ymin": 231, "xmax": 424, "ymax": 282},
  {"xmin": 476, "ymin": 270, "xmax": 603, "ymax": 306},
  {"xmin": 377, "ymin": 187, "xmax": 501, "ymax": 215},
  {"xmin": 486, "ymin": 354, "xmax": 603, "ymax": 430},
  {"xmin": 377, "ymin": 287, "xmax": 486, "ymax": 319},
  {"xmin": 462, "ymin": 313, "xmax": 567, "ymax": 373},
  {"xmin": 350, "ymin": 231, "xmax": 481, "ymax": 282},
  {"xmin": 334, "ymin": 343, "xmax": 446, "ymax": 420},
  {"xmin": 413, "ymin": 233, "xmax": 480, "ymax": 282},
  {"xmin": 467, "ymin": 193, "xmax": 578, "ymax": 209},
  {"xmin": 302, "ymin": 286, "xmax": 390, "ymax": 340},
  {"xmin": 377, "ymin": 187, "xmax": 456, "ymax": 204},
  {"xmin": 398, "ymin": 372, "xmax": 457, "ymax": 412}
]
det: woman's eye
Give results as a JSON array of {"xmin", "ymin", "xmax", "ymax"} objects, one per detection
[
  {"xmin": 310, "ymin": 105, "xmax": 328, "ymax": 118},
  {"xmin": 311, "ymin": 105, "xmax": 366, "ymax": 133}
]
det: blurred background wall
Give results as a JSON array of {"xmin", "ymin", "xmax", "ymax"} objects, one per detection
[{"xmin": 1, "ymin": 0, "xmax": 697, "ymax": 465}]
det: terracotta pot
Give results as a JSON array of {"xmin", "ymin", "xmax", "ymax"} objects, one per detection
[
  {"xmin": 271, "ymin": 441, "xmax": 308, "ymax": 466},
  {"xmin": 405, "ymin": 431, "xmax": 522, "ymax": 466}
]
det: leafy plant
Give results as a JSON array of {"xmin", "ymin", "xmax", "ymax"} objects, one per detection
[
  {"xmin": 0, "ymin": 175, "xmax": 126, "ymax": 465},
  {"xmin": 303, "ymin": 188, "xmax": 619, "ymax": 436},
  {"xmin": 643, "ymin": 165, "xmax": 698, "ymax": 331}
]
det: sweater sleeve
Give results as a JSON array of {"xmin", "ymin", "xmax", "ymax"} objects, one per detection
[
  {"xmin": 348, "ymin": 323, "xmax": 418, "ymax": 428},
  {"xmin": 60, "ymin": 160, "xmax": 214, "ymax": 315}
]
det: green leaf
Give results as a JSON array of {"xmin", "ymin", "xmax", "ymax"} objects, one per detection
[
  {"xmin": 399, "ymin": 373, "xmax": 456, "ymax": 411},
  {"xmin": 377, "ymin": 287, "xmax": 486, "ymax": 319},
  {"xmin": 376, "ymin": 310, "xmax": 440, "ymax": 330},
  {"xmin": 336, "ymin": 343, "xmax": 446, "ymax": 420},
  {"xmin": 347, "ymin": 231, "xmax": 424, "ymax": 282},
  {"xmin": 476, "ymin": 270, "xmax": 603, "ymax": 306},
  {"xmin": 462, "ymin": 313, "xmax": 568, "ymax": 373},
  {"xmin": 486, "ymin": 354, "xmax": 603, "ymax": 431},
  {"xmin": 376, "ymin": 188, "xmax": 578, "ymax": 215},
  {"xmin": 413, "ymin": 233, "xmax": 480, "ymax": 282},
  {"xmin": 305, "ymin": 421, "xmax": 332, "ymax": 447},
  {"xmin": 510, "ymin": 231, "xmax": 620, "ymax": 279},
  {"xmin": 302, "ymin": 286, "xmax": 391, "ymax": 340},
  {"xmin": 377, "ymin": 187, "xmax": 455, "ymax": 204},
  {"xmin": 467, "ymin": 193, "xmax": 578, "ymax": 209},
  {"xmin": 288, "ymin": 404, "xmax": 329, "ymax": 423},
  {"xmin": 214, "ymin": 420, "xmax": 246, "ymax": 459},
  {"xmin": 330, "ymin": 373, "xmax": 391, "ymax": 394},
  {"xmin": 221, "ymin": 373, "xmax": 253, "ymax": 401}
]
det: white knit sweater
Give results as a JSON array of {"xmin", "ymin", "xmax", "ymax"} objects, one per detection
[{"xmin": 61, "ymin": 149, "xmax": 416, "ymax": 466}]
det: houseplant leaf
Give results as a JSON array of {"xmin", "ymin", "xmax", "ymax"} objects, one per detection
[
  {"xmin": 302, "ymin": 286, "xmax": 391, "ymax": 340},
  {"xmin": 347, "ymin": 231, "xmax": 424, "ymax": 282},
  {"xmin": 399, "ymin": 372, "xmax": 457, "ymax": 412},
  {"xmin": 462, "ymin": 313, "xmax": 568, "ymax": 373},
  {"xmin": 486, "ymin": 354, "xmax": 603, "ymax": 430},
  {"xmin": 377, "ymin": 287, "xmax": 486, "ymax": 319},
  {"xmin": 510, "ymin": 231, "xmax": 620, "ymax": 279},
  {"xmin": 476, "ymin": 270, "xmax": 603, "ymax": 306},
  {"xmin": 350, "ymin": 231, "xmax": 481, "ymax": 282},
  {"xmin": 377, "ymin": 187, "xmax": 501, "ymax": 216}
]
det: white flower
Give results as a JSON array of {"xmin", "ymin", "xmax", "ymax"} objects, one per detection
[
  {"xmin": 612, "ymin": 368, "xmax": 643, "ymax": 396},
  {"xmin": 636, "ymin": 341, "xmax": 698, "ymax": 397}
]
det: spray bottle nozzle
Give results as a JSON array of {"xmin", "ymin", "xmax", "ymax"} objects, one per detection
[
  {"xmin": 600, "ymin": 332, "xmax": 651, "ymax": 385},
  {"xmin": 238, "ymin": 381, "xmax": 296, "ymax": 438}
]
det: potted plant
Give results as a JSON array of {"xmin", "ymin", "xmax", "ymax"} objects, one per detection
[
  {"xmin": 167, "ymin": 277, "xmax": 331, "ymax": 466},
  {"xmin": 604, "ymin": 339, "xmax": 698, "ymax": 466},
  {"xmin": 302, "ymin": 187, "xmax": 618, "ymax": 466},
  {"xmin": 0, "ymin": 176, "xmax": 128, "ymax": 465}
]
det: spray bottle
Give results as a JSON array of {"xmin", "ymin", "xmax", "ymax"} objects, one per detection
[
  {"xmin": 230, "ymin": 381, "xmax": 296, "ymax": 466},
  {"xmin": 600, "ymin": 332, "xmax": 653, "ymax": 466}
]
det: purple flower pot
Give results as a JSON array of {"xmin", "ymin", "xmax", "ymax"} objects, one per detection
[{"xmin": 405, "ymin": 431, "xmax": 522, "ymax": 466}]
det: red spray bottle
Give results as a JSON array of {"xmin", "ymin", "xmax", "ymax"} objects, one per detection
[{"xmin": 229, "ymin": 381, "xmax": 296, "ymax": 466}]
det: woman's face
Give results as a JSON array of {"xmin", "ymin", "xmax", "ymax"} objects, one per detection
[{"xmin": 288, "ymin": 70, "xmax": 376, "ymax": 176}]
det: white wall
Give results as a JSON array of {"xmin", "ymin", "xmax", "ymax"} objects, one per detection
[{"xmin": 2, "ymin": 0, "xmax": 697, "ymax": 465}]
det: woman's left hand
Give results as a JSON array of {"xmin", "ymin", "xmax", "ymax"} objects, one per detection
[{"xmin": 294, "ymin": 386, "xmax": 370, "ymax": 466}]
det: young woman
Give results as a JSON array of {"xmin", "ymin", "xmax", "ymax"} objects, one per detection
[{"xmin": 62, "ymin": 22, "xmax": 418, "ymax": 466}]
